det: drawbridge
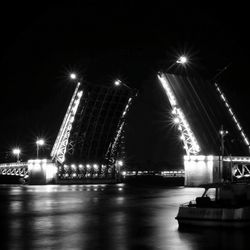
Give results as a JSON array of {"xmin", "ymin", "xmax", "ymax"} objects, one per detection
[
  {"xmin": 0, "ymin": 72, "xmax": 248, "ymax": 185},
  {"xmin": 0, "ymin": 79, "xmax": 136, "ymax": 184},
  {"xmin": 158, "ymin": 73, "xmax": 250, "ymax": 186},
  {"xmin": 50, "ymin": 80, "xmax": 136, "ymax": 183}
]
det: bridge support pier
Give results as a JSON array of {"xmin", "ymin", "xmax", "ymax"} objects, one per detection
[
  {"xmin": 184, "ymin": 155, "xmax": 250, "ymax": 186},
  {"xmin": 184, "ymin": 155, "xmax": 221, "ymax": 186},
  {"xmin": 28, "ymin": 159, "xmax": 57, "ymax": 185}
]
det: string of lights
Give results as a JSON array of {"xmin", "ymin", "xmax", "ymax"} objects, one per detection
[
  {"xmin": 215, "ymin": 83, "xmax": 250, "ymax": 152},
  {"xmin": 158, "ymin": 73, "xmax": 200, "ymax": 155},
  {"xmin": 51, "ymin": 82, "xmax": 83, "ymax": 163}
]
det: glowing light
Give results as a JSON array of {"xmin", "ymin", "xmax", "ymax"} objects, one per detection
[
  {"xmin": 158, "ymin": 73, "xmax": 201, "ymax": 155},
  {"xmin": 207, "ymin": 155, "xmax": 214, "ymax": 161},
  {"xmin": 219, "ymin": 130, "xmax": 228, "ymax": 136},
  {"xmin": 114, "ymin": 79, "xmax": 121, "ymax": 86},
  {"xmin": 70, "ymin": 73, "xmax": 77, "ymax": 79},
  {"xmin": 117, "ymin": 160, "xmax": 123, "ymax": 167},
  {"xmin": 176, "ymin": 56, "xmax": 188, "ymax": 64},
  {"xmin": 12, "ymin": 148, "xmax": 21, "ymax": 162},
  {"xmin": 215, "ymin": 83, "xmax": 250, "ymax": 151},
  {"xmin": 12, "ymin": 148, "xmax": 21, "ymax": 155},
  {"xmin": 36, "ymin": 139, "xmax": 45, "ymax": 146},
  {"xmin": 174, "ymin": 117, "xmax": 180, "ymax": 124},
  {"xmin": 172, "ymin": 109, "xmax": 177, "ymax": 114},
  {"xmin": 184, "ymin": 155, "xmax": 215, "ymax": 185}
]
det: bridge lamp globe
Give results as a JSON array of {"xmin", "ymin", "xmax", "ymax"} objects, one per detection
[
  {"xmin": 70, "ymin": 73, "xmax": 77, "ymax": 80},
  {"xmin": 176, "ymin": 56, "xmax": 188, "ymax": 65},
  {"xmin": 114, "ymin": 79, "xmax": 121, "ymax": 86},
  {"xmin": 12, "ymin": 148, "xmax": 21, "ymax": 162},
  {"xmin": 36, "ymin": 139, "xmax": 45, "ymax": 159},
  {"xmin": 36, "ymin": 139, "xmax": 45, "ymax": 146}
]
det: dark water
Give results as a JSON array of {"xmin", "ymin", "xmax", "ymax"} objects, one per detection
[{"xmin": 0, "ymin": 184, "xmax": 248, "ymax": 250}]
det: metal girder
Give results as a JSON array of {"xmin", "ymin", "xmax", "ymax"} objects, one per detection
[
  {"xmin": 215, "ymin": 83, "xmax": 250, "ymax": 153},
  {"xmin": 106, "ymin": 96, "xmax": 134, "ymax": 164},
  {"xmin": 233, "ymin": 164, "xmax": 250, "ymax": 179},
  {"xmin": 0, "ymin": 163, "xmax": 28, "ymax": 177},
  {"xmin": 51, "ymin": 82, "xmax": 83, "ymax": 164},
  {"xmin": 158, "ymin": 73, "xmax": 200, "ymax": 155},
  {"xmin": 62, "ymin": 83, "xmax": 134, "ymax": 167}
]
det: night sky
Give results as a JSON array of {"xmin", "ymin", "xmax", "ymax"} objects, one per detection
[{"xmin": 0, "ymin": 2, "xmax": 250, "ymax": 167}]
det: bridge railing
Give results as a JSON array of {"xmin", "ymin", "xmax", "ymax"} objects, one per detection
[
  {"xmin": 0, "ymin": 162, "xmax": 28, "ymax": 168},
  {"xmin": 0, "ymin": 162, "xmax": 28, "ymax": 177}
]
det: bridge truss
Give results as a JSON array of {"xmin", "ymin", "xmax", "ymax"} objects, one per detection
[
  {"xmin": 51, "ymin": 80, "xmax": 136, "ymax": 181},
  {"xmin": 158, "ymin": 73, "xmax": 201, "ymax": 155},
  {"xmin": 0, "ymin": 162, "xmax": 28, "ymax": 177}
]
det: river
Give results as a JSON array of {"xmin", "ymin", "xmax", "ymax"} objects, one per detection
[{"xmin": 0, "ymin": 184, "xmax": 248, "ymax": 250}]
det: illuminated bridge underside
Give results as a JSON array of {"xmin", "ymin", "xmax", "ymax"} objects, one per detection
[
  {"xmin": 51, "ymin": 82, "xmax": 134, "ymax": 180},
  {"xmin": 160, "ymin": 73, "xmax": 249, "ymax": 156}
]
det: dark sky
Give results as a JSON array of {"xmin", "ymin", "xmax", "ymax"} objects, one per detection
[{"xmin": 0, "ymin": 2, "xmax": 250, "ymax": 165}]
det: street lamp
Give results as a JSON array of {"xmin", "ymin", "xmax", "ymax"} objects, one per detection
[
  {"xmin": 176, "ymin": 56, "xmax": 188, "ymax": 64},
  {"xmin": 12, "ymin": 148, "xmax": 21, "ymax": 162},
  {"xmin": 69, "ymin": 72, "xmax": 82, "ymax": 87},
  {"xmin": 70, "ymin": 73, "xmax": 77, "ymax": 80},
  {"xmin": 166, "ymin": 55, "xmax": 189, "ymax": 72},
  {"xmin": 219, "ymin": 126, "xmax": 228, "ymax": 157},
  {"xmin": 219, "ymin": 125, "xmax": 228, "ymax": 182},
  {"xmin": 114, "ymin": 79, "xmax": 121, "ymax": 86},
  {"xmin": 36, "ymin": 139, "xmax": 45, "ymax": 159}
]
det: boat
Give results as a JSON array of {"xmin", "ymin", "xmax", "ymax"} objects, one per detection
[{"xmin": 176, "ymin": 183, "xmax": 250, "ymax": 228}]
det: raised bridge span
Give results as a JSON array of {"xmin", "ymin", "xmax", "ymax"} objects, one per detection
[{"xmin": 1, "ymin": 73, "xmax": 249, "ymax": 185}]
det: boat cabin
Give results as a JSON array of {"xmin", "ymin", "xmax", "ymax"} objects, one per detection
[{"xmin": 195, "ymin": 183, "xmax": 250, "ymax": 207}]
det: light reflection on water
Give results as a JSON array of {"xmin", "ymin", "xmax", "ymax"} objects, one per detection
[{"xmin": 0, "ymin": 184, "xmax": 249, "ymax": 249}]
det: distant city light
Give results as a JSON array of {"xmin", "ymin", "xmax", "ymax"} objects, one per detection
[
  {"xmin": 176, "ymin": 56, "xmax": 188, "ymax": 64},
  {"xmin": 70, "ymin": 73, "xmax": 77, "ymax": 80}
]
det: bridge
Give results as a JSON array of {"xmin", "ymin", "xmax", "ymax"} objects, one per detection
[
  {"xmin": 158, "ymin": 73, "xmax": 250, "ymax": 186},
  {"xmin": 0, "ymin": 73, "xmax": 249, "ymax": 185},
  {"xmin": 0, "ymin": 79, "xmax": 136, "ymax": 184}
]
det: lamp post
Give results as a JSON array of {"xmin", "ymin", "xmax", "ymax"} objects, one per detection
[
  {"xmin": 12, "ymin": 148, "xmax": 21, "ymax": 162},
  {"xmin": 36, "ymin": 139, "xmax": 45, "ymax": 159},
  {"xmin": 70, "ymin": 73, "xmax": 77, "ymax": 80},
  {"xmin": 219, "ymin": 126, "xmax": 228, "ymax": 182}
]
